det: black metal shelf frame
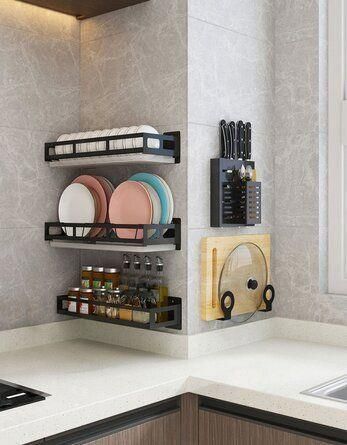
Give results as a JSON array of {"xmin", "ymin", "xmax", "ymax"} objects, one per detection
[
  {"xmin": 45, "ymin": 218, "xmax": 181, "ymax": 249},
  {"xmin": 45, "ymin": 131, "xmax": 181, "ymax": 164},
  {"xmin": 57, "ymin": 296, "xmax": 182, "ymax": 330}
]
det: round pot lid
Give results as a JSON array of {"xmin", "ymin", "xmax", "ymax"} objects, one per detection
[{"xmin": 218, "ymin": 242, "xmax": 268, "ymax": 319}]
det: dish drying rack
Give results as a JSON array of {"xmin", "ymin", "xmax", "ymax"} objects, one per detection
[
  {"xmin": 45, "ymin": 219, "xmax": 181, "ymax": 253},
  {"xmin": 45, "ymin": 131, "xmax": 180, "ymax": 166}
]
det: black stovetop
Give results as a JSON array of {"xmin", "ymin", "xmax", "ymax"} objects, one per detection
[{"xmin": 0, "ymin": 379, "xmax": 49, "ymax": 412}]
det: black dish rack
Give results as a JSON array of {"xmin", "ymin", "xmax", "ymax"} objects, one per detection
[
  {"xmin": 45, "ymin": 219, "xmax": 181, "ymax": 250},
  {"xmin": 57, "ymin": 296, "xmax": 182, "ymax": 330},
  {"xmin": 45, "ymin": 131, "xmax": 180, "ymax": 164},
  {"xmin": 211, "ymin": 158, "xmax": 261, "ymax": 227}
]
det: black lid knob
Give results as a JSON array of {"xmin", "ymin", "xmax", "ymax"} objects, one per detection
[{"xmin": 247, "ymin": 278, "xmax": 258, "ymax": 290}]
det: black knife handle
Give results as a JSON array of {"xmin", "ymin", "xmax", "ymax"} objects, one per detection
[
  {"xmin": 245, "ymin": 122, "xmax": 252, "ymax": 159},
  {"xmin": 229, "ymin": 121, "xmax": 236, "ymax": 159},
  {"xmin": 220, "ymin": 120, "xmax": 227, "ymax": 158},
  {"xmin": 237, "ymin": 121, "xmax": 245, "ymax": 159}
]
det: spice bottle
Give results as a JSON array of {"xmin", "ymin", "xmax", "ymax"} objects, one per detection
[
  {"xmin": 93, "ymin": 287, "xmax": 107, "ymax": 316},
  {"xmin": 139, "ymin": 256, "xmax": 153, "ymax": 291},
  {"xmin": 79, "ymin": 288, "xmax": 94, "ymax": 315},
  {"xmin": 92, "ymin": 267, "xmax": 104, "ymax": 289},
  {"xmin": 104, "ymin": 267, "xmax": 120, "ymax": 290},
  {"xmin": 81, "ymin": 266, "xmax": 93, "ymax": 289},
  {"xmin": 119, "ymin": 254, "xmax": 131, "ymax": 291},
  {"xmin": 106, "ymin": 289, "xmax": 120, "ymax": 319},
  {"xmin": 119, "ymin": 291, "xmax": 133, "ymax": 321},
  {"xmin": 133, "ymin": 290, "xmax": 150, "ymax": 324},
  {"xmin": 67, "ymin": 287, "xmax": 80, "ymax": 313},
  {"xmin": 129, "ymin": 255, "xmax": 141, "ymax": 290},
  {"xmin": 152, "ymin": 257, "xmax": 168, "ymax": 322}
]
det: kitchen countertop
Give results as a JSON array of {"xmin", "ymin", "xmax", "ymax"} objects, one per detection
[{"xmin": 0, "ymin": 338, "xmax": 346, "ymax": 444}]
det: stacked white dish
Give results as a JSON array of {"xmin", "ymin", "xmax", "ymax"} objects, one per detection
[{"xmin": 55, "ymin": 125, "xmax": 160, "ymax": 155}]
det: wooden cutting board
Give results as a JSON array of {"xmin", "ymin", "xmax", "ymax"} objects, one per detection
[{"xmin": 201, "ymin": 234, "xmax": 271, "ymax": 321}]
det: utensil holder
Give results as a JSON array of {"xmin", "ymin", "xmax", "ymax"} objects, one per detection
[{"xmin": 211, "ymin": 158, "xmax": 261, "ymax": 227}]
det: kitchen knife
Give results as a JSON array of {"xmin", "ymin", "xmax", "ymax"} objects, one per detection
[
  {"xmin": 236, "ymin": 121, "xmax": 245, "ymax": 159},
  {"xmin": 224, "ymin": 121, "xmax": 231, "ymax": 159},
  {"xmin": 219, "ymin": 120, "xmax": 227, "ymax": 158},
  {"xmin": 228, "ymin": 121, "xmax": 236, "ymax": 159},
  {"xmin": 245, "ymin": 122, "xmax": 252, "ymax": 159}
]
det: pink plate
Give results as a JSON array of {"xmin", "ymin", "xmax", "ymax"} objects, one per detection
[
  {"xmin": 109, "ymin": 181, "xmax": 153, "ymax": 239},
  {"xmin": 72, "ymin": 175, "xmax": 107, "ymax": 237}
]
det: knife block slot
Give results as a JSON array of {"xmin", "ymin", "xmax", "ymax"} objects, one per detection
[{"xmin": 211, "ymin": 158, "xmax": 261, "ymax": 227}]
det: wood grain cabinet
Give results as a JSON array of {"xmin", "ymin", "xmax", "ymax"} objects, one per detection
[
  {"xmin": 84, "ymin": 411, "xmax": 180, "ymax": 445},
  {"xmin": 199, "ymin": 409, "xmax": 329, "ymax": 445},
  {"xmin": 37, "ymin": 395, "xmax": 346, "ymax": 445}
]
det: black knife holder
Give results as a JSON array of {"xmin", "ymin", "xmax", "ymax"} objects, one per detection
[{"xmin": 211, "ymin": 158, "xmax": 261, "ymax": 227}]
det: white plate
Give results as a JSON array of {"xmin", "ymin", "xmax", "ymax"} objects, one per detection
[
  {"xmin": 108, "ymin": 128, "xmax": 120, "ymax": 150},
  {"xmin": 82, "ymin": 131, "xmax": 96, "ymax": 152},
  {"xmin": 56, "ymin": 133, "xmax": 71, "ymax": 155},
  {"xmin": 116, "ymin": 127, "xmax": 128, "ymax": 150},
  {"xmin": 98, "ymin": 129, "xmax": 111, "ymax": 151},
  {"xmin": 74, "ymin": 132, "xmax": 87, "ymax": 153},
  {"xmin": 58, "ymin": 183, "xmax": 95, "ymax": 237},
  {"xmin": 124, "ymin": 126, "xmax": 138, "ymax": 149},
  {"xmin": 153, "ymin": 174, "xmax": 174, "ymax": 224},
  {"xmin": 134, "ymin": 125, "xmax": 160, "ymax": 149}
]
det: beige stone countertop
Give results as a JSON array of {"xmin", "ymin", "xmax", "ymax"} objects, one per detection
[{"xmin": 0, "ymin": 338, "xmax": 346, "ymax": 444}]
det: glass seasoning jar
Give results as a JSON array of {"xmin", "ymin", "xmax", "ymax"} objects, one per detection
[
  {"xmin": 81, "ymin": 266, "xmax": 93, "ymax": 289},
  {"xmin": 132, "ymin": 291, "xmax": 150, "ymax": 324},
  {"xmin": 67, "ymin": 287, "xmax": 80, "ymax": 313},
  {"xmin": 104, "ymin": 267, "xmax": 120, "ymax": 291},
  {"xmin": 92, "ymin": 267, "xmax": 104, "ymax": 289},
  {"xmin": 106, "ymin": 289, "xmax": 120, "ymax": 319},
  {"xmin": 79, "ymin": 288, "xmax": 94, "ymax": 315},
  {"xmin": 93, "ymin": 287, "xmax": 107, "ymax": 317},
  {"xmin": 119, "ymin": 292, "xmax": 133, "ymax": 321}
]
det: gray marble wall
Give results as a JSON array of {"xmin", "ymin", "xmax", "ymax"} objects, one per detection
[
  {"xmin": 79, "ymin": 0, "xmax": 189, "ymax": 332},
  {"xmin": 0, "ymin": 2, "xmax": 80, "ymax": 331},
  {"xmin": 273, "ymin": 0, "xmax": 347, "ymax": 325},
  {"xmin": 187, "ymin": 0, "xmax": 275, "ymax": 333}
]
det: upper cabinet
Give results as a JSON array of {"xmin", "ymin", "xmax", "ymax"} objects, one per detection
[{"xmin": 17, "ymin": 0, "xmax": 149, "ymax": 19}]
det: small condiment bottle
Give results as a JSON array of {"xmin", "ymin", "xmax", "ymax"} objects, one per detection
[
  {"xmin": 81, "ymin": 266, "xmax": 93, "ymax": 289},
  {"xmin": 104, "ymin": 267, "xmax": 120, "ymax": 291},
  {"xmin": 93, "ymin": 287, "xmax": 107, "ymax": 316},
  {"xmin": 106, "ymin": 289, "xmax": 120, "ymax": 319},
  {"xmin": 132, "ymin": 290, "xmax": 150, "ymax": 324},
  {"xmin": 92, "ymin": 267, "xmax": 104, "ymax": 289},
  {"xmin": 79, "ymin": 288, "xmax": 94, "ymax": 315},
  {"xmin": 67, "ymin": 287, "xmax": 80, "ymax": 313},
  {"xmin": 119, "ymin": 291, "xmax": 133, "ymax": 321}
]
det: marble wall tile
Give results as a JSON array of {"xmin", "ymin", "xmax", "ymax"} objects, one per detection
[
  {"xmin": 80, "ymin": 3, "xmax": 187, "ymax": 130},
  {"xmin": 0, "ymin": 228, "xmax": 79, "ymax": 331},
  {"xmin": 0, "ymin": 25, "xmax": 79, "ymax": 133},
  {"xmin": 188, "ymin": 16, "xmax": 274, "ymax": 127},
  {"xmin": 274, "ymin": 132, "xmax": 319, "ymax": 228},
  {"xmin": 0, "ymin": 128, "xmax": 79, "ymax": 229},
  {"xmin": 81, "ymin": 0, "xmax": 187, "ymax": 43},
  {"xmin": 188, "ymin": 0, "xmax": 273, "ymax": 43},
  {"xmin": 0, "ymin": 0, "xmax": 80, "ymax": 41},
  {"xmin": 275, "ymin": 37, "xmax": 319, "ymax": 138},
  {"xmin": 274, "ymin": 0, "xmax": 318, "ymax": 43}
]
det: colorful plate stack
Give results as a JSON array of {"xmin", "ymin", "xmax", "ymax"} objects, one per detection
[
  {"xmin": 58, "ymin": 175, "xmax": 114, "ymax": 237},
  {"xmin": 109, "ymin": 173, "xmax": 174, "ymax": 240},
  {"xmin": 58, "ymin": 173, "xmax": 174, "ymax": 240}
]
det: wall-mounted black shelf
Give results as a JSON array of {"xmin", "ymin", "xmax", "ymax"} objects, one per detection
[
  {"xmin": 45, "ymin": 219, "xmax": 181, "ymax": 252},
  {"xmin": 211, "ymin": 158, "xmax": 261, "ymax": 227},
  {"xmin": 57, "ymin": 296, "xmax": 182, "ymax": 330},
  {"xmin": 45, "ymin": 131, "xmax": 180, "ymax": 167}
]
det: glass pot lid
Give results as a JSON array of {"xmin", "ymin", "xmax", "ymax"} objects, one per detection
[{"xmin": 218, "ymin": 242, "xmax": 268, "ymax": 318}]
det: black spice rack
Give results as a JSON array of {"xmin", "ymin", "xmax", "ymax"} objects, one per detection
[
  {"xmin": 211, "ymin": 158, "xmax": 261, "ymax": 227},
  {"xmin": 45, "ymin": 219, "xmax": 181, "ymax": 252},
  {"xmin": 45, "ymin": 131, "xmax": 180, "ymax": 166},
  {"xmin": 57, "ymin": 296, "xmax": 182, "ymax": 330}
]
